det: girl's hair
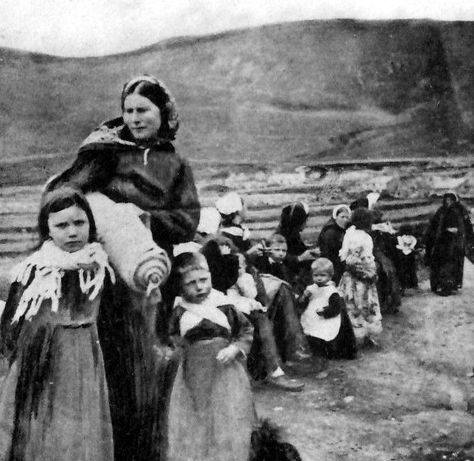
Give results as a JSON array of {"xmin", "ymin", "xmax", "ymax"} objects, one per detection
[
  {"xmin": 279, "ymin": 202, "xmax": 309, "ymax": 236},
  {"xmin": 311, "ymin": 257, "xmax": 334, "ymax": 276},
  {"xmin": 121, "ymin": 75, "xmax": 179, "ymax": 141},
  {"xmin": 38, "ymin": 187, "xmax": 97, "ymax": 244},
  {"xmin": 350, "ymin": 207, "xmax": 373, "ymax": 232}
]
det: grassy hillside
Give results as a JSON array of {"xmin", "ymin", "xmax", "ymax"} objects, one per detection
[{"xmin": 0, "ymin": 20, "xmax": 473, "ymax": 186}]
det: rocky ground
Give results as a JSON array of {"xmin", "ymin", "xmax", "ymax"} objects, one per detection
[{"xmin": 254, "ymin": 261, "xmax": 474, "ymax": 461}]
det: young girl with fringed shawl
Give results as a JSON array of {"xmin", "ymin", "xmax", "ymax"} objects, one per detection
[
  {"xmin": 0, "ymin": 188, "xmax": 115, "ymax": 461},
  {"xmin": 338, "ymin": 207, "xmax": 383, "ymax": 348},
  {"xmin": 166, "ymin": 252, "xmax": 302, "ymax": 461},
  {"xmin": 167, "ymin": 252, "xmax": 255, "ymax": 461}
]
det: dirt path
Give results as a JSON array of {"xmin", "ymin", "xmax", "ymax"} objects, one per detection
[
  {"xmin": 0, "ymin": 259, "xmax": 472, "ymax": 460},
  {"xmin": 254, "ymin": 261, "xmax": 474, "ymax": 461}
]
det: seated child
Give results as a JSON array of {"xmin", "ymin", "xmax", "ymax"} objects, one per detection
[
  {"xmin": 249, "ymin": 233, "xmax": 300, "ymax": 291},
  {"xmin": 228, "ymin": 253, "xmax": 304, "ymax": 392},
  {"xmin": 167, "ymin": 252, "xmax": 254, "ymax": 461},
  {"xmin": 300, "ymin": 258, "xmax": 357, "ymax": 360}
]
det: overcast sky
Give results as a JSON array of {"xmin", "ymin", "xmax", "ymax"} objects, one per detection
[{"xmin": 1, "ymin": 0, "xmax": 473, "ymax": 57}]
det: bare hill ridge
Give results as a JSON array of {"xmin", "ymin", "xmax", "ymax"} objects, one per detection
[{"xmin": 1, "ymin": 20, "xmax": 474, "ymax": 186}]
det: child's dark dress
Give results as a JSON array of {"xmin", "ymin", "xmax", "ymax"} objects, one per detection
[
  {"xmin": 167, "ymin": 290, "xmax": 254, "ymax": 461},
  {"xmin": 0, "ymin": 268, "xmax": 113, "ymax": 461}
]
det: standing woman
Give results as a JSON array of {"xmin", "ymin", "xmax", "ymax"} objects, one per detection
[
  {"xmin": 317, "ymin": 204, "xmax": 351, "ymax": 284},
  {"xmin": 46, "ymin": 75, "xmax": 200, "ymax": 461},
  {"xmin": 425, "ymin": 193, "xmax": 474, "ymax": 296}
]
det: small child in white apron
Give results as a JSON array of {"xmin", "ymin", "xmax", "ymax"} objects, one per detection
[{"xmin": 300, "ymin": 258, "xmax": 357, "ymax": 360}]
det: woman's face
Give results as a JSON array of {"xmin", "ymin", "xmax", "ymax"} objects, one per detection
[
  {"xmin": 123, "ymin": 93, "xmax": 162, "ymax": 142},
  {"xmin": 335, "ymin": 211, "xmax": 350, "ymax": 229},
  {"xmin": 444, "ymin": 197, "xmax": 455, "ymax": 208},
  {"xmin": 48, "ymin": 205, "xmax": 90, "ymax": 253}
]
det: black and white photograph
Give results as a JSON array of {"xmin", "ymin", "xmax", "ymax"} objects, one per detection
[{"xmin": 0, "ymin": 1, "xmax": 473, "ymax": 460}]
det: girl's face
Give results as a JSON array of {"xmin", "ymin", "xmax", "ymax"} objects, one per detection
[
  {"xmin": 335, "ymin": 211, "xmax": 350, "ymax": 229},
  {"xmin": 181, "ymin": 268, "xmax": 212, "ymax": 304},
  {"xmin": 48, "ymin": 205, "xmax": 90, "ymax": 253},
  {"xmin": 123, "ymin": 93, "xmax": 162, "ymax": 142},
  {"xmin": 312, "ymin": 270, "xmax": 331, "ymax": 287}
]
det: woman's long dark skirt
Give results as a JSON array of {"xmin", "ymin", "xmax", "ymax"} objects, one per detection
[{"xmin": 97, "ymin": 279, "xmax": 177, "ymax": 461}]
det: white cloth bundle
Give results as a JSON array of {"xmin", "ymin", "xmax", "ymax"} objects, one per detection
[{"xmin": 86, "ymin": 192, "xmax": 171, "ymax": 292}]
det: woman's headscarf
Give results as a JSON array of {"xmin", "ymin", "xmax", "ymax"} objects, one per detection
[
  {"xmin": 121, "ymin": 75, "xmax": 179, "ymax": 141},
  {"xmin": 279, "ymin": 202, "xmax": 309, "ymax": 236},
  {"xmin": 278, "ymin": 202, "xmax": 309, "ymax": 256},
  {"xmin": 332, "ymin": 204, "xmax": 351, "ymax": 220}
]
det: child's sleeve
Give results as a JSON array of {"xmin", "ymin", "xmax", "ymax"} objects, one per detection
[
  {"xmin": 168, "ymin": 306, "xmax": 184, "ymax": 348},
  {"xmin": 318, "ymin": 293, "xmax": 344, "ymax": 319},
  {"xmin": 228, "ymin": 306, "xmax": 254, "ymax": 357},
  {"xmin": 0, "ymin": 281, "xmax": 27, "ymax": 359}
]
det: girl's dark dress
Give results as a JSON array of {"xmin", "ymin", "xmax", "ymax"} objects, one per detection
[{"xmin": 0, "ymin": 269, "xmax": 113, "ymax": 461}]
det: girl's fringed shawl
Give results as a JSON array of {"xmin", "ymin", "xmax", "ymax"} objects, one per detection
[{"xmin": 10, "ymin": 241, "xmax": 115, "ymax": 323}]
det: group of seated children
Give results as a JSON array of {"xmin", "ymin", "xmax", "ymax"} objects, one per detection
[
  {"xmin": 180, "ymin": 192, "xmax": 366, "ymax": 393},
  {"xmin": 190, "ymin": 191, "xmax": 421, "ymax": 389},
  {"xmin": 0, "ymin": 185, "xmax": 419, "ymax": 461}
]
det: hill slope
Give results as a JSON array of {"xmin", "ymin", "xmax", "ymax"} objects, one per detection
[{"xmin": 1, "ymin": 20, "xmax": 474, "ymax": 185}]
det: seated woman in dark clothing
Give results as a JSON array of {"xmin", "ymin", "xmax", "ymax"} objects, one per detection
[
  {"xmin": 276, "ymin": 202, "xmax": 320, "ymax": 294},
  {"xmin": 425, "ymin": 192, "xmax": 474, "ymax": 296},
  {"xmin": 317, "ymin": 204, "xmax": 351, "ymax": 284}
]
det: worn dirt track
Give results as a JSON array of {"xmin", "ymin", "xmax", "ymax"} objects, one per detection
[{"xmin": 254, "ymin": 261, "xmax": 474, "ymax": 461}]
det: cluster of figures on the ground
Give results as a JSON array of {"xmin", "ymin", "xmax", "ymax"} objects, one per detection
[{"xmin": 0, "ymin": 75, "xmax": 473, "ymax": 461}]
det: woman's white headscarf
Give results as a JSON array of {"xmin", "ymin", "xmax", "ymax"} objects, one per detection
[{"xmin": 332, "ymin": 204, "xmax": 351, "ymax": 220}]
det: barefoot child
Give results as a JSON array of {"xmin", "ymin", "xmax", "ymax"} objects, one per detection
[
  {"xmin": 300, "ymin": 258, "xmax": 356, "ymax": 360},
  {"xmin": 167, "ymin": 252, "xmax": 255, "ymax": 461},
  {"xmin": 0, "ymin": 187, "xmax": 115, "ymax": 461}
]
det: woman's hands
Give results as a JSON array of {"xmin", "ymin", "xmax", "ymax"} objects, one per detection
[{"xmin": 216, "ymin": 344, "xmax": 241, "ymax": 364}]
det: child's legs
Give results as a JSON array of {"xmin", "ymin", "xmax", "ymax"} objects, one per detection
[
  {"xmin": 268, "ymin": 284, "xmax": 308, "ymax": 361},
  {"xmin": 247, "ymin": 311, "xmax": 281, "ymax": 379}
]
